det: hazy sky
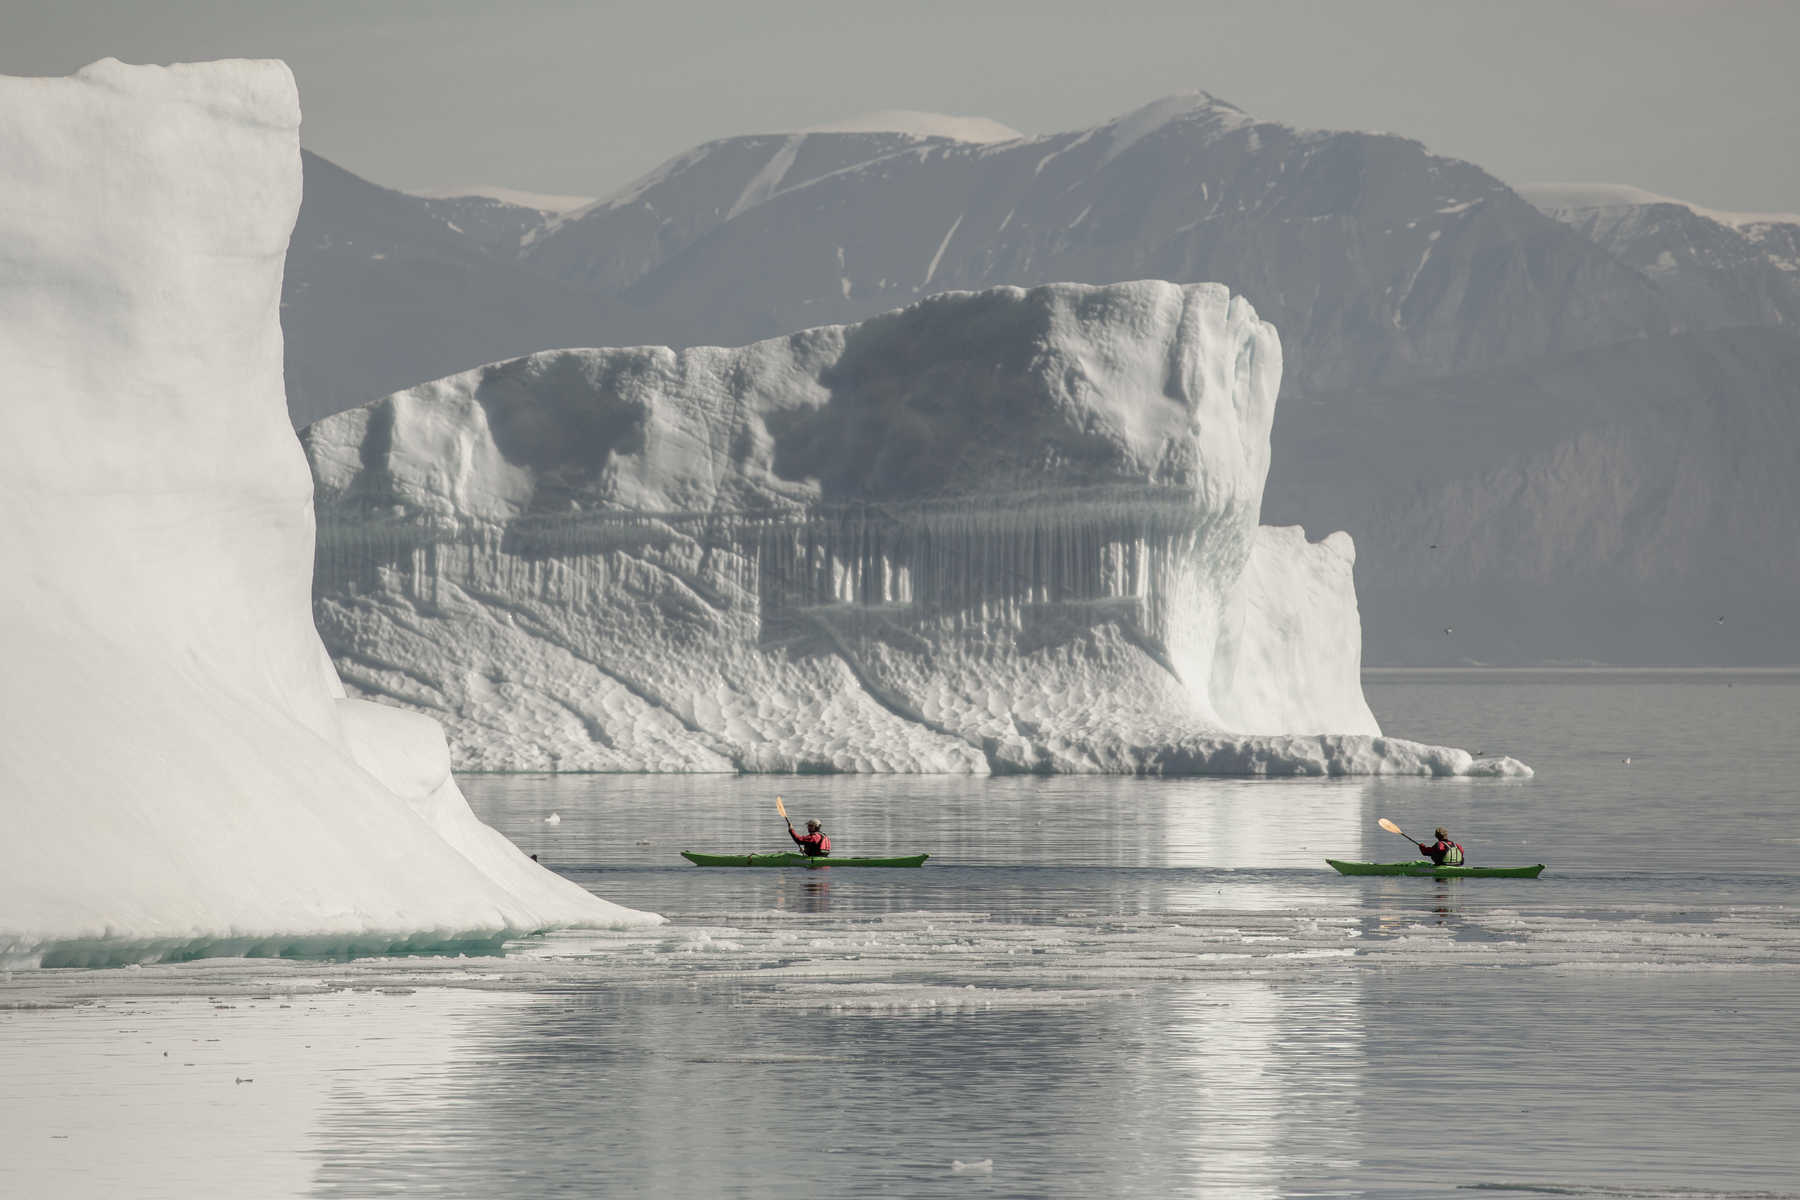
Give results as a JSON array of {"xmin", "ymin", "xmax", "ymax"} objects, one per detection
[{"xmin": 5, "ymin": 0, "xmax": 1796, "ymax": 213}]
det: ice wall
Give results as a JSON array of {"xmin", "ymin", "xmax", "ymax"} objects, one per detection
[
  {"xmin": 306, "ymin": 280, "xmax": 1525, "ymax": 777},
  {"xmin": 0, "ymin": 59, "xmax": 658, "ymax": 969}
]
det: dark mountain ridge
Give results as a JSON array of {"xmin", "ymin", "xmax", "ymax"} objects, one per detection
[{"xmin": 282, "ymin": 95, "xmax": 1800, "ymax": 664}]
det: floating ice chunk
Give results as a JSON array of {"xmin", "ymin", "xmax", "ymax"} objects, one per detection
[{"xmin": 951, "ymin": 1159, "xmax": 994, "ymax": 1174}]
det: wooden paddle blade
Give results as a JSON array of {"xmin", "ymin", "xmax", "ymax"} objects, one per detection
[
  {"xmin": 1377, "ymin": 817, "xmax": 1404, "ymax": 835},
  {"xmin": 775, "ymin": 796, "xmax": 787, "ymax": 819}
]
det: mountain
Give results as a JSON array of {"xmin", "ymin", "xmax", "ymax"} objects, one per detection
[
  {"xmin": 1265, "ymin": 325, "xmax": 1800, "ymax": 665},
  {"xmin": 281, "ymin": 151, "xmax": 666, "ymax": 425},
  {"xmin": 278, "ymin": 97, "xmax": 1800, "ymax": 666},
  {"xmin": 1518, "ymin": 183, "xmax": 1800, "ymax": 331},
  {"xmin": 412, "ymin": 191, "xmax": 560, "ymax": 257},
  {"xmin": 528, "ymin": 94, "xmax": 1673, "ymax": 394},
  {"xmin": 521, "ymin": 128, "xmax": 976, "ymax": 297},
  {"xmin": 1735, "ymin": 217, "xmax": 1800, "ymax": 280}
]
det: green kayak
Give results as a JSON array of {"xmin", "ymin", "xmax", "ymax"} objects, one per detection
[
  {"xmin": 681, "ymin": 851, "xmax": 929, "ymax": 869},
  {"xmin": 1326, "ymin": 858, "xmax": 1544, "ymax": 879}
]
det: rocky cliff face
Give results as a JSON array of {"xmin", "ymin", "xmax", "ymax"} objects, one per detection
[{"xmin": 305, "ymin": 281, "xmax": 1524, "ymax": 776}]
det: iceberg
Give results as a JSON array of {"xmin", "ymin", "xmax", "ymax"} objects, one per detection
[
  {"xmin": 0, "ymin": 59, "xmax": 659, "ymax": 969},
  {"xmin": 304, "ymin": 281, "xmax": 1527, "ymax": 779}
]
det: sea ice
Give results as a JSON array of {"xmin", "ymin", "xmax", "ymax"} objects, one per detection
[{"xmin": 0, "ymin": 59, "xmax": 659, "ymax": 969}]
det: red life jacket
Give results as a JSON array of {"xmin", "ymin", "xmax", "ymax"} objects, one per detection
[{"xmin": 792, "ymin": 828, "xmax": 830, "ymax": 857}]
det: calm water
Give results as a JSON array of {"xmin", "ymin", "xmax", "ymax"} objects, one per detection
[{"xmin": 4, "ymin": 672, "xmax": 1797, "ymax": 1198}]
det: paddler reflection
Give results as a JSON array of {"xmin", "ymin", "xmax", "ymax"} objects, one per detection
[{"xmin": 775, "ymin": 874, "xmax": 831, "ymax": 913}]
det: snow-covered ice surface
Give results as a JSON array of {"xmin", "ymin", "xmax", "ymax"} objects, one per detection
[
  {"xmin": 0, "ymin": 59, "xmax": 658, "ymax": 969},
  {"xmin": 304, "ymin": 280, "xmax": 1527, "ymax": 777}
]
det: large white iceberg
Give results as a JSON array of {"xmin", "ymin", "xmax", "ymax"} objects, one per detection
[
  {"xmin": 0, "ymin": 59, "xmax": 658, "ymax": 969},
  {"xmin": 305, "ymin": 280, "xmax": 1526, "ymax": 779}
]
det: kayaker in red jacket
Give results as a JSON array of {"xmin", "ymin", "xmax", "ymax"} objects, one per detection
[
  {"xmin": 1417, "ymin": 827, "xmax": 1465, "ymax": 866},
  {"xmin": 788, "ymin": 817, "xmax": 831, "ymax": 857}
]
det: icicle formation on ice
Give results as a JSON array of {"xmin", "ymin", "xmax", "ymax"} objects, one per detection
[
  {"xmin": 0, "ymin": 59, "xmax": 659, "ymax": 969},
  {"xmin": 306, "ymin": 280, "xmax": 1527, "ymax": 778}
]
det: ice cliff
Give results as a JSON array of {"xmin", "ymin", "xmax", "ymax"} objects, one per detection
[
  {"xmin": 305, "ymin": 281, "xmax": 1526, "ymax": 778},
  {"xmin": 0, "ymin": 59, "xmax": 658, "ymax": 969}
]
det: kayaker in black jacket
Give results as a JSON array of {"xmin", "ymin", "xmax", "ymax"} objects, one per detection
[
  {"xmin": 1417, "ymin": 827, "xmax": 1465, "ymax": 865},
  {"xmin": 788, "ymin": 817, "xmax": 831, "ymax": 857}
]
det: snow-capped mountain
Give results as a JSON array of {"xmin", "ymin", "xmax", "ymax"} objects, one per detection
[
  {"xmin": 1735, "ymin": 218, "xmax": 1800, "ymax": 279},
  {"xmin": 521, "ymin": 127, "xmax": 988, "ymax": 296},
  {"xmin": 800, "ymin": 109, "xmax": 1025, "ymax": 142},
  {"xmin": 525, "ymin": 93, "xmax": 1670, "ymax": 394},
  {"xmin": 412, "ymin": 192, "xmax": 559, "ymax": 257},
  {"xmin": 275, "ymin": 96, "xmax": 1800, "ymax": 665},
  {"xmin": 1519, "ymin": 183, "xmax": 1800, "ymax": 330}
]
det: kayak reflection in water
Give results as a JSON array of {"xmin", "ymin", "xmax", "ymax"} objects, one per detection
[
  {"xmin": 787, "ymin": 815, "xmax": 831, "ymax": 858},
  {"xmin": 1417, "ymin": 827, "xmax": 1465, "ymax": 866}
]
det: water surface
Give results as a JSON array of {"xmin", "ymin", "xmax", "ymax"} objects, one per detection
[{"xmin": 4, "ymin": 672, "xmax": 1796, "ymax": 1198}]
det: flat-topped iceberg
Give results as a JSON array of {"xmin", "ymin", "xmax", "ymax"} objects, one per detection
[
  {"xmin": 305, "ymin": 280, "xmax": 1528, "ymax": 779},
  {"xmin": 0, "ymin": 59, "xmax": 659, "ymax": 969}
]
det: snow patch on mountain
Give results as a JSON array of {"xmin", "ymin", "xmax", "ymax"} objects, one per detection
[
  {"xmin": 802, "ymin": 109, "xmax": 1024, "ymax": 144},
  {"xmin": 1100, "ymin": 92, "xmax": 1251, "ymax": 163},
  {"xmin": 1520, "ymin": 181, "xmax": 1800, "ymax": 232},
  {"xmin": 726, "ymin": 135, "xmax": 804, "ymax": 220},
  {"xmin": 1519, "ymin": 181, "xmax": 1800, "ymax": 325}
]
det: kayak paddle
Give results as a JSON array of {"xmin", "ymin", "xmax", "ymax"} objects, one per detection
[
  {"xmin": 776, "ymin": 795, "xmax": 790, "ymax": 828},
  {"xmin": 1377, "ymin": 817, "xmax": 1418, "ymax": 844}
]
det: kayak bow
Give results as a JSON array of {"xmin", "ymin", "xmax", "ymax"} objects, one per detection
[
  {"xmin": 681, "ymin": 851, "xmax": 929, "ymax": 868},
  {"xmin": 1326, "ymin": 858, "xmax": 1544, "ymax": 879}
]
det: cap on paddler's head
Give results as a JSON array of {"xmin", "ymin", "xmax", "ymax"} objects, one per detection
[
  {"xmin": 807, "ymin": 819, "xmax": 821, "ymax": 830},
  {"xmin": 1435, "ymin": 827, "xmax": 1448, "ymax": 839}
]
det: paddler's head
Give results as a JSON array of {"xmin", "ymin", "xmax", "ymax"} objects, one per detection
[
  {"xmin": 1434, "ymin": 827, "xmax": 1448, "ymax": 840},
  {"xmin": 806, "ymin": 819, "xmax": 822, "ymax": 831}
]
